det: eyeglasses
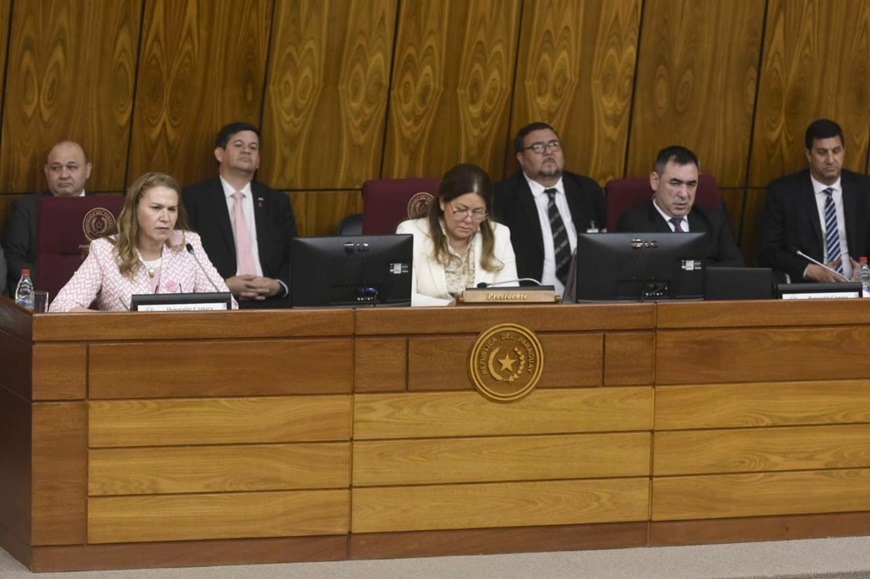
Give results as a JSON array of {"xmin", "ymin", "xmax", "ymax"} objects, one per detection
[
  {"xmin": 450, "ymin": 204, "xmax": 488, "ymax": 222},
  {"xmin": 522, "ymin": 139, "xmax": 562, "ymax": 154}
]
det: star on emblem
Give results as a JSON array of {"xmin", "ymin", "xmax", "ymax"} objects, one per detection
[{"xmin": 498, "ymin": 353, "xmax": 516, "ymax": 372}]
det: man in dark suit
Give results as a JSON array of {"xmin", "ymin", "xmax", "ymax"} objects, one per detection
[
  {"xmin": 618, "ymin": 145, "xmax": 743, "ymax": 267},
  {"xmin": 182, "ymin": 122, "xmax": 297, "ymax": 308},
  {"xmin": 4, "ymin": 140, "xmax": 93, "ymax": 292},
  {"xmin": 758, "ymin": 119, "xmax": 870, "ymax": 282},
  {"xmin": 493, "ymin": 122, "xmax": 605, "ymax": 295}
]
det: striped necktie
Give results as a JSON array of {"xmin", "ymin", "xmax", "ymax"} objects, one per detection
[
  {"xmin": 544, "ymin": 188, "xmax": 571, "ymax": 285},
  {"xmin": 823, "ymin": 187, "xmax": 843, "ymax": 274}
]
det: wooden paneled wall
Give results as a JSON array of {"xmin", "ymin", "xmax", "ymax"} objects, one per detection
[{"xmin": 0, "ymin": 0, "xmax": 868, "ymax": 262}]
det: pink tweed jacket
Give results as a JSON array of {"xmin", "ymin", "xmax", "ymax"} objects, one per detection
[{"xmin": 49, "ymin": 230, "xmax": 237, "ymax": 312}]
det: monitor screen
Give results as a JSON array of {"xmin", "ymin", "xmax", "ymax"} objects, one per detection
[
  {"xmin": 291, "ymin": 234, "xmax": 413, "ymax": 307},
  {"xmin": 574, "ymin": 232, "xmax": 706, "ymax": 302}
]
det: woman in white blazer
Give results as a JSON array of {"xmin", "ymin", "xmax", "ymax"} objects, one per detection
[{"xmin": 396, "ymin": 164, "xmax": 517, "ymax": 306}]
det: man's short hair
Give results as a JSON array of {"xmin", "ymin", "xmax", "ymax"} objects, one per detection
[
  {"xmin": 805, "ymin": 119, "xmax": 844, "ymax": 150},
  {"xmin": 654, "ymin": 145, "xmax": 700, "ymax": 174},
  {"xmin": 215, "ymin": 122, "xmax": 261, "ymax": 149},
  {"xmin": 514, "ymin": 122, "xmax": 559, "ymax": 153}
]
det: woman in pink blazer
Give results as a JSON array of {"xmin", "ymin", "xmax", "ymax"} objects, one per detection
[{"xmin": 50, "ymin": 172, "xmax": 236, "ymax": 312}]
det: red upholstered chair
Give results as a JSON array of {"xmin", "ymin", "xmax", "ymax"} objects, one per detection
[
  {"xmin": 361, "ymin": 178, "xmax": 440, "ymax": 234},
  {"xmin": 605, "ymin": 174, "xmax": 723, "ymax": 232},
  {"xmin": 35, "ymin": 195, "xmax": 126, "ymax": 300}
]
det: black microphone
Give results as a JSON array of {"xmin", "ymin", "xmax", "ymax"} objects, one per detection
[
  {"xmin": 477, "ymin": 278, "xmax": 543, "ymax": 289},
  {"xmin": 186, "ymin": 243, "xmax": 222, "ymax": 292}
]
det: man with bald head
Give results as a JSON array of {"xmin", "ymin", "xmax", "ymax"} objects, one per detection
[{"xmin": 4, "ymin": 140, "xmax": 93, "ymax": 290}]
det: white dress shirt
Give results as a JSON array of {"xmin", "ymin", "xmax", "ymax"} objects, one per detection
[
  {"xmin": 219, "ymin": 176, "xmax": 263, "ymax": 277},
  {"xmin": 652, "ymin": 199, "xmax": 689, "ymax": 232},
  {"xmin": 523, "ymin": 175, "xmax": 577, "ymax": 295}
]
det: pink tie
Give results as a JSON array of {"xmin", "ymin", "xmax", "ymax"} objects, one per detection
[{"xmin": 231, "ymin": 191, "xmax": 257, "ymax": 275}]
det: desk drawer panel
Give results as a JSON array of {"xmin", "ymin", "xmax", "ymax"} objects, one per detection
[
  {"xmin": 652, "ymin": 469, "xmax": 870, "ymax": 521},
  {"xmin": 354, "ymin": 388, "xmax": 653, "ymax": 439},
  {"xmin": 90, "ymin": 396, "xmax": 351, "ymax": 447},
  {"xmin": 89, "ymin": 442, "xmax": 351, "ymax": 495},
  {"xmin": 654, "ymin": 424, "xmax": 870, "ymax": 476},
  {"xmin": 352, "ymin": 478, "xmax": 649, "ymax": 533},
  {"xmin": 656, "ymin": 381, "xmax": 870, "ymax": 430},
  {"xmin": 88, "ymin": 490, "xmax": 349, "ymax": 543},
  {"xmin": 354, "ymin": 433, "xmax": 651, "ymax": 486},
  {"xmin": 89, "ymin": 339, "xmax": 353, "ymax": 398}
]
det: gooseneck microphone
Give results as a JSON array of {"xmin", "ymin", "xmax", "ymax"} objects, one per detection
[
  {"xmin": 793, "ymin": 248, "xmax": 850, "ymax": 282},
  {"xmin": 476, "ymin": 278, "xmax": 543, "ymax": 289},
  {"xmin": 186, "ymin": 243, "xmax": 222, "ymax": 292}
]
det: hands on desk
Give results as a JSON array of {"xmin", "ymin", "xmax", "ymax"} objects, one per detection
[{"xmin": 226, "ymin": 275, "xmax": 282, "ymax": 301}]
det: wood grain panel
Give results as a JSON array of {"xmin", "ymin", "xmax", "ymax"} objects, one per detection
[
  {"xmin": 34, "ymin": 308, "xmax": 354, "ymax": 342},
  {"xmin": 604, "ymin": 331, "xmax": 654, "ymax": 385},
  {"xmin": 88, "ymin": 490, "xmax": 349, "ymax": 543},
  {"xmin": 353, "ymin": 478, "xmax": 649, "ymax": 533},
  {"xmin": 355, "ymin": 303, "xmax": 656, "ymax": 335},
  {"xmin": 658, "ymin": 298, "xmax": 870, "ymax": 329},
  {"xmin": 89, "ymin": 443, "xmax": 350, "ymax": 496},
  {"xmin": 383, "ymin": 0, "xmax": 520, "ymax": 178},
  {"xmin": 509, "ymin": 0, "xmax": 640, "ymax": 183},
  {"xmin": 749, "ymin": 0, "xmax": 870, "ymax": 187},
  {"xmin": 351, "ymin": 522, "xmax": 648, "ymax": 559},
  {"xmin": 0, "ymin": 385, "xmax": 31, "ymax": 553},
  {"xmin": 655, "ymin": 424, "xmax": 870, "ymax": 476},
  {"xmin": 657, "ymin": 326, "xmax": 870, "ymax": 384},
  {"xmin": 408, "ymin": 333, "xmax": 602, "ymax": 391},
  {"xmin": 32, "ymin": 343, "xmax": 86, "ymax": 400},
  {"xmin": 88, "ymin": 338, "xmax": 353, "ymax": 398},
  {"xmin": 0, "ymin": 328, "xmax": 31, "ymax": 400},
  {"xmin": 656, "ymin": 381, "xmax": 870, "ymax": 430},
  {"xmin": 0, "ymin": 1, "xmax": 9, "ymax": 139},
  {"xmin": 128, "ymin": 0, "xmax": 271, "ymax": 185},
  {"xmin": 354, "ymin": 432, "xmax": 650, "ymax": 486},
  {"xmin": 650, "ymin": 512, "xmax": 870, "ymax": 547},
  {"xmin": 31, "ymin": 536, "xmax": 347, "ymax": 572},
  {"xmin": 627, "ymin": 0, "xmax": 763, "ymax": 186},
  {"xmin": 288, "ymin": 191, "xmax": 363, "ymax": 237},
  {"xmin": 653, "ymin": 469, "xmax": 870, "ymax": 521},
  {"xmin": 355, "ymin": 337, "xmax": 407, "ymax": 393},
  {"xmin": 89, "ymin": 395, "xmax": 352, "ymax": 448},
  {"xmin": 32, "ymin": 402, "xmax": 86, "ymax": 546},
  {"xmin": 261, "ymin": 1, "xmax": 397, "ymax": 189},
  {"xmin": 354, "ymin": 387, "xmax": 652, "ymax": 440},
  {"xmin": 0, "ymin": 0, "xmax": 141, "ymax": 192}
]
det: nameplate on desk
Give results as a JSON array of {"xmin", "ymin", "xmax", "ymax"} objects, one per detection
[
  {"xmin": 459, "ymin": 287, "xmax": 560, "ymax": 304},
  {"xmin": 130, "ymin": 292, "xmax": 233, "ymax": 312},
  {"xmin": 777, "ymin": 282, "xmax": 862, "ymax": 300}
]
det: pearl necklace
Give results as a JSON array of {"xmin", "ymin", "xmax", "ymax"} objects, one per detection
[{"xmin": 142, "ymin": 256, "xmax": 162, "ymax": 278}]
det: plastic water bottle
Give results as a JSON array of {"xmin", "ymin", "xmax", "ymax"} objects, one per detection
[
  {"xmin": 15, "ymin": 269, "xmax": 35, "ymax": 310},
  {"xmin": 858, "ymin": 257, "xmax": 870, "ymax": 298}
]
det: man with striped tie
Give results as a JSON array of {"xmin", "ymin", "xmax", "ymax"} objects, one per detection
[
  {"xmin": 493, "ymin": 122, "xmax": 606, "ymax": 297},
  {"xmin": 758, "ymin": 119, "xmax": 870, "ymax": 283}
]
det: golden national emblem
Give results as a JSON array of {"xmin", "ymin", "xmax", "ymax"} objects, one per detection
[{"xmin": 468, "ymin": 323, "xmax": 544, "ymax": 402}]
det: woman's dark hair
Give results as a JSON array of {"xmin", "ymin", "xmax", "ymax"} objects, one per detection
[{"xmin": 427, "ymin": 163, "xmax": 503, "ymax": 272}]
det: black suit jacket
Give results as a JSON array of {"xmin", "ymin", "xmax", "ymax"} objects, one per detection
[
  {"xmin": 4, "ymin": 191, "xmax": 52, "ymax": 292},
  {"xmin": 182, "ymin": 176, "xmax": 297, "ymax": 308},
  {"xmin": 757, "ymin": 169, "xmax": 870, "ymax": 281},
  {"xmin": 493, "ymin": 170, "xmax": 606, "ymax": 282},
  {"xmin": 618, "ymin": 202, "xmax": 744, "ymax": 267}
]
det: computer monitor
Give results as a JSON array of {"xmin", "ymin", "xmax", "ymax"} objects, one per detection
[
  {"xmin": 574, "ymin": 232, "xmax": 706, "ymax": 302},
  {"xmin": 291, "ymin": 234, "xmax": 413, "ymax": 307}
]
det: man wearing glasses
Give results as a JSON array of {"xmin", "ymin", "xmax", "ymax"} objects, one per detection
[{"xmin": 493, "ymin": 122, "xmax": 606, "ymax": 296}]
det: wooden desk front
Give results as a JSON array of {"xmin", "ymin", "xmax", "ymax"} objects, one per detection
[{"xmin": 0, "ymin": 299, "xmax": 868, "ymax": 572}]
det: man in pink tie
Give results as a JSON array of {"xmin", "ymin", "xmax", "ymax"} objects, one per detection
[{"xmin": 182, "ymin": 122, "xmax": 297, "ymax": 308}]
